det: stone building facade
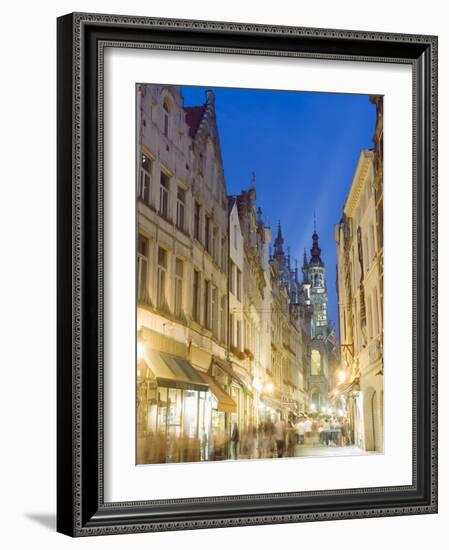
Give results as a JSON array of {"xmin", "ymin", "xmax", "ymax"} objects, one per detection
[
  {"xmin": 334, "ymin": 98, "xmax": 384, "ymax": 451},
  {"xmin": 135, "ymin": 84, "xmax": 330, "ymax": 463}
]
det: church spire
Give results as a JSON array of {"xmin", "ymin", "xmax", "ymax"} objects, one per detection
[
  {"xmin": 274, "ymin": 221, "xmax": 284, "ymax": 257},
  {"xmin": 310, "ymin": 222, "xmax": 323, "ymax": 265}
]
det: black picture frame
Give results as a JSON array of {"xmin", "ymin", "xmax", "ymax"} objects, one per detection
[{"xmin": 57, "ymin": 12, "xmax": 438, "ymax": 537}]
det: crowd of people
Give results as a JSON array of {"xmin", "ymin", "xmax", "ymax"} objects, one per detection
[
  {"xmin": 137, "ymin": 413, "xmax": 353, "ymax": 464},
  {"xmin": 212, "ymin": 413, "xmax": 353, "ymax": 461}
]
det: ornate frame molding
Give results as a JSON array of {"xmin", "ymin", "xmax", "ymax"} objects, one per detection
[{"xmin": 57, "ymin": 12, "xmax": 437, "ymax": 536}]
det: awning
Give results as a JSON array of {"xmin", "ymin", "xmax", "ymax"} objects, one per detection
[
  {"xmin": 328, "ymin": 377, "xmax": 360, "ymax": 401},
  {"xmin": 212, "ymin": 356, "xmax": 246, "ymax": 388},
  {"xmin": 199, "ymin": 372, "xmax": 236, "ymax": 413},
  {"xmin": 260, "ymin": 394, "xmax": 283, "ymax": 413},
  {"xmin": 143, "ymin": 349, "xmax": 208, "ymax": 392}
]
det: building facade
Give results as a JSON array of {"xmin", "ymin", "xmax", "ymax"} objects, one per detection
[
  {"xmin": 334, "ymin": 100, "xmax": 384, "ymax": 452},
  {"xmin": 135, "ymin": 84, "xmax": 329, "ymax": 463}
]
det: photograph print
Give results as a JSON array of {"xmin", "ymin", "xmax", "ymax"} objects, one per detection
[{"xmin": 136, "ymin": 83, "xmax": 384, "ymax": 465}]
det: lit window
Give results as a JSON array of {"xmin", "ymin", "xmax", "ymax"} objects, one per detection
[{"xmin": 311, "ymin": 349, "xmax": 321, "ymax": 375}]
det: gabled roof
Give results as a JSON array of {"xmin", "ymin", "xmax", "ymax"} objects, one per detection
[{"xmin": 183, "ymin": 105, "xmax": 207, "ymax": 138}]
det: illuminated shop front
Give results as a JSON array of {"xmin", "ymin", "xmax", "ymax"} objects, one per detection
[{"xmin": 137, "ymin": 348, "xmax": 211, "ymax": 463}]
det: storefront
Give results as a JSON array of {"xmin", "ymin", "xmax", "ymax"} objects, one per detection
[
  {"xmin": 137, "ymin": 348, "xmax": 210, "ymax": 463},
  {"xmin": 199, "ymin": 371, "xmax": 236, "ymax": 460}
]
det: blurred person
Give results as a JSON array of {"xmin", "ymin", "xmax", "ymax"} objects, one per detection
[
  {"xmin": 304, "ymin": 415, "xmax": 313, "ymax": 443},
  {"xmin": 230, "ymin": 422, "xmax": 240, "ymax": 460},
  {"xmin": 296, "ymin": 417, "xmax": 306, "ymax": 445},
  {"xmin": 274, "ymin": 417, "xmax": 286, "ymax": 458},
  {"xmin": 200, "ymin": 428, "xmax": 208, "ymax": 461}
]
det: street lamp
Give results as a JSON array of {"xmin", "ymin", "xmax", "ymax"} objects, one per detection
[{"xmin": 265, "ymin": 381, "xmax": 274, "ymax": 394}]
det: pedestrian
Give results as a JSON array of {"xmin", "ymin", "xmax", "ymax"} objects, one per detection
[
  {"xmin": 304, "ymin": 415, "xmax": 313, "ymax": 444},
  {"xmin": 230, "ymin": 422, "xmax": 239, "ymax": 460},
  {"xmin": 322, "ymin": 417, "xmax": 330, "ymax": 446},
  {"xmin": 286, "ymin": 419, "xmax": 296, "ymax": 457},
  {"xmin": 274, "ymin": 417, "xmax": 286, "ymax": 458},
  {"xmin": 296, "ymin": 417, "xmax": 306, "ymax": 445},
  {"xmin": 200, "ymin": 428, "xmax": 208, "ymax": 461}
]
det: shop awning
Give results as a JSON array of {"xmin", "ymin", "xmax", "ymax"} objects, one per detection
[
  {"xmin": 143, "ymin": 349, "xmax": 208, "ymax": 392},
  {"xmin": 328, "ymin": 377, "xmax": 360, "ymax": 401},
  {"xmin": 212, "ymin": 356, "xmax": 248, "ymax": 391},
  {"xmin": 199, "ymin": 372, "xmax": 237, "ymax": 413}
]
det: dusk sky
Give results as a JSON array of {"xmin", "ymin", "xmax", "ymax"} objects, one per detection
[{"xmin": 181, "ymin": 85, "xmax": 377, "ymax": 332}]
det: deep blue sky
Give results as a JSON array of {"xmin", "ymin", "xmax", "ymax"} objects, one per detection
[{"xmin": 181, "ymin": 85, "xmax": 377, "ymax": 334}]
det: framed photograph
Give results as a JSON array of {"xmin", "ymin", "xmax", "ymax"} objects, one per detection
[{"xmin": 57, "ymin": 12, "xmax": 438, "ymax": 536}]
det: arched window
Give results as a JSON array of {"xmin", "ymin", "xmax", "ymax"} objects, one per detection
[
  {"xmin": 314, "ymin": 273, "xmax": 319, "ymax": 287},
  {"xmin": 163, "ymin": 99, "xmax": 170, "ymax": 137},
  {"xmin": 311, "ymin": 349, "xmax": 321, "ymax": 375}
]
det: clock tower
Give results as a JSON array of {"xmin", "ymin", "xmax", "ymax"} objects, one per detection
[{"xmin": 303, "ymin": 227, "xmax": 328, "ymax": 340}]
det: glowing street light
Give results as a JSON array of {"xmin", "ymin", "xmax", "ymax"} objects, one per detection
[
  {"xmin": 310, "ymin": 403, "xmax": 317, "ymax": 412},
  {"xmin": 337, "ymin": 369, "xmax": 347, "ymax": 384},
  {"xmin": 265, "ymin": 381, "xmax": 274, "ymax": 394}
]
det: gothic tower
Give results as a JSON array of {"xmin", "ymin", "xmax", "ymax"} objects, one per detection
[
  {"xmin": 303, "ymin": 227, "xmax": 329, "ymax": 340},
  {"xmin": 302, "ymin": 223, "xmax": 332, "ymax": 412}
]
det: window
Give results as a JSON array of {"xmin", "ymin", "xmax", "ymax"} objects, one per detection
[
  {"xmin": 311, "ymin": 349, "xmax": 321, "ymax": 375},
  {"xmin": 220, "ymin": 235, "xmax": 226, "ymax": 272},
  {"xmin": 192, "ymin": 270, "xmax": 200, "ymax": 323},
  {"xmin": 157, "ymin": 247, "xmax": 167, "ymax": 309},
  {"xmin": 373, "ymin": 287, "xmax": 380, "ymax": 336},
  {"xmin": 212, "ymin": 226, "xmax": 218, "ymax": 262},
  {"xmin": 236, "ymin": 319, "xmax": 242, "ymax": 351},
  {"xmin": 163, "ymin": 99, "xmax": 170, "ymax": 137},
  {"xmin": 211, "ymin": 285, "xmax": 218, "ymax": 337},
  {"xmin": 159, "ymin": 172, "xmax": 170, "ymax": 218},
  {"xmin": 194, "ymin": 201, "xmax": 201, "ymax": 241},
  {"xmin": 174, "ymin": 258, "xmax": 183, "ymax": 318},
  {"xmin": 370, "ymin": 222, "xmax": 376, "ymax": 260},
  {"xmin": 205, "ymin": 215, "xmax": 211, "ymax": 253},
  {"xmin": 139, "ymin": 154, "xmax": 151, "ymax": 204},
  {"xmin": 229, "ymin": 261, "xmax": 235, "ymax": 294},
  {"xmin": 236, "ymin": 268, "xmax": 242, "ymax": 301},
  {"xmin": 204, "ymin": 280, "xmax": 210, "ymax": 329},
  {"xmin": 137, "ymin": 234, "xmax": 149, "ymax": 303},
  {"xmin": 364, "ymin": 234, "xmax": 370, "ymax": 272},
  {"xmin": 367, "ymin": 295, "xmax": 373, "ymax": 340},
  {"xmin": 176, "ymin": 187, "xmax": 185, "ymax": 230},
  {"xmin": 220, "ymin": 295, "xmax": 227, "ymax": 343},
  {"xmin": 229, "ymin": 313, "xmax": 235, "ymax": 347}
]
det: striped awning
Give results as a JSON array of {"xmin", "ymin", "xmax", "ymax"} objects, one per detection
[{"xmin": 143, "ymin": 349, "xmax": 208, "ymax": 392}]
